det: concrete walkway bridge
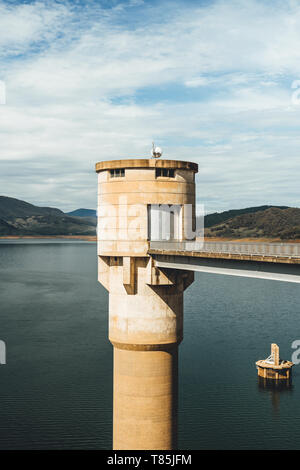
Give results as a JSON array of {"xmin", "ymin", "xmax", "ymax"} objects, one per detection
[
  {"xmin": 95, "ymin": 157, "xmax": 300, "ymax": 450},
  {"xmin": 149, "ymin": 241, "xmax": 300, "ymax": 284}
]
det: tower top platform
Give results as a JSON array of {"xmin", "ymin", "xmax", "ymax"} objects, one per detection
[{"xmin": 95, "ymin": 158, "xmax": 198, "ymax": 173}]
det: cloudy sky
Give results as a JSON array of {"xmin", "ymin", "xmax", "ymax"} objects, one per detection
[{"xmin": 1, "ymin": 0, "xmax": 300, "ymax": 213}]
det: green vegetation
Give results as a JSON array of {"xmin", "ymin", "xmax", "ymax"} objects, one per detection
[
  {"xmin": 203, "ymin": 205, "xmax": 289, "ymax": 228},
  {"xmin": 205, "ymin": 207, "xmax": 300, "ymax": 240},
  {"xmin": 1, "ymin": 197, "xmax": 299, "ymax": 240},
  {"xmin": 0, "ymin": 196, "xmax": 96, "ymax": 236}
]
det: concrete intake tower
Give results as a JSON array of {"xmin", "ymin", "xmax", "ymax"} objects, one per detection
[{"xmin": 95, "ymin": 158, "xmax": 198, "ymax": 450}]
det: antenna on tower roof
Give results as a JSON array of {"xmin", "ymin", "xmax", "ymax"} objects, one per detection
[{"xmin": 151, "ymin": 142, "xmax": 162, "ymax": 159}]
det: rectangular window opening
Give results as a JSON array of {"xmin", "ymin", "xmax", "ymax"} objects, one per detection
[
  {"xmin": 155, "ymin": 168, "xmax": 175, "ymax": 178},
  {"xmin": 110, "ymin": 169, "xmax": 125, "ymax": 178}
]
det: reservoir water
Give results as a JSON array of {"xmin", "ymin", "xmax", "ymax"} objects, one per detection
[{"xmin": 0, "ymin": 240, "xmax": 299, "ymax": 449}]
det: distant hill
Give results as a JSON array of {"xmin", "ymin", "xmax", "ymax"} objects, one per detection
[
  {"xmin": 205, "ymin": 206, "xmax": 300, "ymax": 240},
  {"xmin": 204, "ymin": 205, "xmax": 289, "ymax": 228},
  {"xmin": 67, "ymin": 208, "xmax": 97, "ymax": 218},
  {"xmin": 0, "ymin": 196, "xmax": 63, "ymax": 220},
  {"xmin": 0, "ymin": 196, "xmax": 96, "ymax": 236},
  {"xmin": 0, "ymin": 218, "xmax": 19, "ymax": 235},
  {"xmin": 1, "ymin": 197, "xmax": 299, "ymax": 240}
]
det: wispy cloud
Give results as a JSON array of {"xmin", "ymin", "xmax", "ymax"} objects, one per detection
[{"xmin": 0, "ymin": 0, "xmax": 300, "ymax": 211}]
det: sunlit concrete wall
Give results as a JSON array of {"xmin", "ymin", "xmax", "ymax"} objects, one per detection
[{"xmin": 96, "ymin": 158, "xmax": 197, "ymax": 450}]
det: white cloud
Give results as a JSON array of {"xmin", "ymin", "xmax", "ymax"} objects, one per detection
[
  {"xmin": 0, "ymin": 0, "xmax": 300, "ymax": 212},
  {"xmin": 0, "ymin": 1, "xmax": 71, "ymax": 56},
  {"xmin": 185, "ymin": 77, "xmax": 210, "ymax": 88}
]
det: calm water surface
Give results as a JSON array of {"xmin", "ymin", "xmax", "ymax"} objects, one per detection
[{"xmin": 0, "ymin": 240, "xmax": 299, "ymax": 449}]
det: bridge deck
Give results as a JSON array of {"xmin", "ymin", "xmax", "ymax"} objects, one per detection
[
  {"xmin": 149, "ymin": 241, "xmax": 300, "ymax": 283},
  {"xmin": 149, "ymin": 241, "xmax": 300, "ymax": 265}
]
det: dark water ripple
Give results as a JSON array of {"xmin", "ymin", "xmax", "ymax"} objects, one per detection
[{"xmin": 0, "ymin": 240, "xmax": 300, "ymax": 449}]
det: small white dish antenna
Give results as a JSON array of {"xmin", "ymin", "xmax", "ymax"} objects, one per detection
[{"xmin": 151, "ymin": 142, "xmax": 162, "ymax": 158}]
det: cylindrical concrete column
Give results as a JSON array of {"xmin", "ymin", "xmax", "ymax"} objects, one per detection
[
  {"xmin": 113, "ymin": 345, "xmax": 178, "ymax": 450},
  {"xmin": 108, "ymin": 258, "xmax": 184, "ymax": 449},
  {"xmin": 95, "ymin": 158, "xmax": 198, "ymax": 450}
]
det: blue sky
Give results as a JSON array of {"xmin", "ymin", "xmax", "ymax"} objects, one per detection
[{"xmin": 1, "ymin": 0, "xmax": 300, "ymax": 212}]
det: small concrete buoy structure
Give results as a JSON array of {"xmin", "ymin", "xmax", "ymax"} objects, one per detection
[{"xmin": 256, "ymin": 343, "xmax": 293, "ymax": 380}]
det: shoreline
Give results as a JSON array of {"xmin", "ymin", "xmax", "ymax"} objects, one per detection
[
  {"xmin": 0, "ymin": 235, "xmax": 97, "ymax": 241},
  {"xmin": 203, "ymin": 237, "xmax": 300, "ymax": 243},
  {"xmin": 1, "ymin": 236, "xmax": 300, "ymax": 243}
]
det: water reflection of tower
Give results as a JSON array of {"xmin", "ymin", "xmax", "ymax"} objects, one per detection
[{"xmin": 258, "ymin": 377, "xmax": 293, "ymax": 413}]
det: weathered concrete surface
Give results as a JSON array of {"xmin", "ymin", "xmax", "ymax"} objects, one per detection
[
  {"xmin": 256, "ymin": 362, "xmax": 293, "ymax": 380},
  {"xmin": 108, "ymin": 259, "xmax": 184, "ymax": 346},
  {"xmin": 256, "ymin": 344, "xmax": 293, "ymax": 380},
  {"xmin": 96, "ymin": 162, "xmax": 197, "ymax": 257},
  {"xmin": 107, "ymin": 258, "xmax": 188, "ymax": 449},
  {"xmin": 95, "ymin": 158, "xmax": 198, "ymax": 172},
  {"xmin": 95, "ymin": 159, "xmax": 197, "ymax": 450},
  {"xmin": 113, "ymin": 346, "xmax": 178, "ymax": 450},
  {"xmin": 149, "ymin": 248, "xmax": 300, "ymax": 264}
]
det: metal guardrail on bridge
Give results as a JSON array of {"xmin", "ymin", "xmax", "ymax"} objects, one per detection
[{"xmin": 149, "ymin": 241, "xmax": 300, "ymax": 258}]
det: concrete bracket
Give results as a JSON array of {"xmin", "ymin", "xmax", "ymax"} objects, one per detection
[
  {"xmin": 146, "ymin": 256, "xmax": 176, "ymax": 286},
  {"xmin": 146, "ymin": 257, "xmax": 154, "ymax": 285},
  {"xmin": 98, "ymin": 255, "xmax": 110, "ymax": 291},
  {"xmin": 123, "ymin": 256, "xmax": 136, "ymax": 295}
]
